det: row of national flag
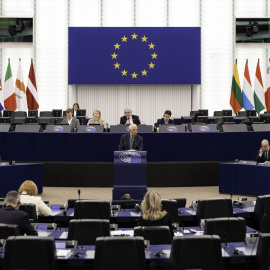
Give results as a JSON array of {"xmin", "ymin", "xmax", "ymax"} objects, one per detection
[
  {"xmin": 230, "ymin": 59, "xmax": 270, "ymax": 114},
  {"xmin": 0, "ymin": 59, "xmax": 39, "ymax": 112}
]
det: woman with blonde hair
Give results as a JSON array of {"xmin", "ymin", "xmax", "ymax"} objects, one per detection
[
  {"xmin": 87, "ymin": 109, "xmax": 108, "ymax": 130},
  {"xmin": 137, "ymin": 191, "xmax": 174, "ymax": 236},
  {"xmin": 18, "ymin": 180, "xmax": 51, "ymax": 217}
]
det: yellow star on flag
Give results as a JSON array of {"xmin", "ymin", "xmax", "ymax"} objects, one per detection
[
  {"xmin": 131, "ymin": 33, "xmax": 138, "ymax": 39},
  {"xmin": 151, "ymin": 52, "xmax": 158, "ymax": 59},
  {"xmin": 121, "ymin": 69, "xmax": 128, "ymax": 76},
  {"xmin": 114, "ymin": 63, "xmax": 121, "ymax": 69},
  {"xmin": 148, "ymin": 62, "xmax": 155, "ymax": 69},
  {"xmin": 111, "ymin": 52, "xmax": 118, "ymax": 59},
  {"xmin": 149, "ymin": 43, "xmax": 155, "ymax": 49},
  {"xmin": 141, "ymin": 36, "xmax": 148, "ymax": 42},
  {"xmin": 141, "ymin": 69, "xmax": 148, "ymax": 76},
  {"xmin": 114, "ymin": 43, "xmax": 121, "ymax": 49},
  {"xmin": 131, "ymin": 72, "xmax": 138, "ymax": 79},
  {"xmin": 121, "ymin": 35, "xmax": 128, "ymax": 42}
]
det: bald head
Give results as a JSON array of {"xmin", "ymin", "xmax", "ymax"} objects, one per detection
[{"xmin": 261, "ymin": 139, "xmax": 269, "ymax": 151}]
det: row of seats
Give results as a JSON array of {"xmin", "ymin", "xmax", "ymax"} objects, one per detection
[{"xmin": 3, "ymin": 233, "xmax": 270, "ymax": 270}]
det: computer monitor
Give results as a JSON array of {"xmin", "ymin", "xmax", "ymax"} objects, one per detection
[
  {"xmin": 197, "ymin": 116, "xmax": 208, "ymax": 124},
  {"xmin": 246, "ymin": 110, "xmax": 256, "ymax": 117},
  {"xmin": 190, "ymin": 110, "xmax": 198, "ymax": 117},
  {"xmin": 28, "ymin": 110, "xmax": 38, "ymax": 117},
  {"xmin": 76, "ymin": 109, "xmax": 86, "ymax": 116},
  {"xmin": 37, "ymin": 117, "xmax": 52, "ymax": 124},
  {"xmin": 260, "ymin": 115, "xmax": 270, "ymax": 123},
  {"xmin": 223, "ymin": 116, "xmax": 234, "ymax": 123},
  {"xmin": 214, "ymin": 111, "xmax": 223, "ymax": 116},
  {"xmin": 76, "ymin": 116, "xmax": 86, "ymax": 125},
  {"xmin": 52, "ymin": 109, "xmax": 62, "ymax": 117},
  {"xmin": 222, "ymin": 110, "xmax": 232, "ymax": 116},
  {"xmin": 237, "ymin": 111, "xmax": 246, "ymax": 117},
  {"xmin": 3, "ymin": 110, "xmax": 13, "ymax": 117},
  {"xmin": 198, "ymin": 109, "xmax": 208, "ymax": 116},
  {"xmin": 248, "ymin": 116, "xmax": 260, "ymax": 123},
  {"xmin": 0, "ymin": 117, "xmax": 11, "ymax": 123}
]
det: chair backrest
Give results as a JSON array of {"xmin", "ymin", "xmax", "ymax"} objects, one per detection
[
  {"xmin": 170, "ymin": 235, "xmax": 223, "ymax": 270},
  {"xmin": 161, "ymin": 199, "xmax": 179, "ymax": 223},
  {"xmin": 40, "ymin": 111, "xmax": 53, "ymax": 117},
  {"xmin": 256, "ymin": 233, "xmax": 270, "ymax": 270},
  {"xmin": 4, "ymin": 236, "xmax": 57, "ymax": 270},
  {"xmin": 94, "ymin": 236, "xmax": 146, "ymax": 270},
  {"xmin": 0, "ymin": 224, "xmax": 21, "ymax": 239},
  {"xmin": 13, "ymin": 111, "xmax": 27, "ymax": 118},
  {"xmin": 171, "ymin": 198, "xmax": 186, "ymax": 208},
  {"xmin": 204, "ymin": 217, "xmax": 246, "ymax": 242},
  {"xmin": 68, "ymin": 219, "xmax": 110, "ymax": 245},
  {"xmin": 196, "ymin": 198, "xmax": 233, "ymax": 224},
  {"xmin": 134, "ymin": 226, "xmax": 172, "ymax": 244},
  {"xmin": 111, "ymin": 200, "xmax": 142, "ymax": 209},
  {"xmin": 254, "ymin": 195, "xmax": 270, "ymax": 233},
  {"xmin": 19, "ymin": 203, "xmax": 38, "ymax": 222},
  {"xmin": 74, "ymin": 200, "xmax": 110, "ymax": 219}
]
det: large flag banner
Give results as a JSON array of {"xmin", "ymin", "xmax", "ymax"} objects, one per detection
[
  {"xmin": 26, "ymin": 60, "xmax": 39, "ymax": 110},
  {"xmin": 230, "ymin": 60, "xmax": 243, "ymax": 114},
  {"xmin": 254, "ymin": 60, "xmax": 266, "ymax": 113},
  {"xmin": 15, "ymin": 60, "xmax": 27, "ymax": 111},
  {"xmin": 265, "ymin": 65, "xmax": 270, "ymax": 111},
  {"xmin": 68, "ymin": 27, "xmax": 201, "ymax": 84},
  {"xmin": 242, "ymin": 60, "xmax": 254, "ymax": 110},
  {"xmin": 3, "ymin": 59, "xmax": 17, "ymax": 111},
  {"xmin": 0, "ymin": 78, "xmax": 4, "ymax": 112}
]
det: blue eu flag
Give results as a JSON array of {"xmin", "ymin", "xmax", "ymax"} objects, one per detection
[{"xmin": 68, "ymin": 27, "xmax": 201, "ymax": 84}]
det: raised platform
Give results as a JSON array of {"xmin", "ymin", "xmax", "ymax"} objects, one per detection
[{"xmin": 40, "ymin": 161, "xmax": 220, "ymax": 187}]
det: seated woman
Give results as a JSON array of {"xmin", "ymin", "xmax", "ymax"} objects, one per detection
[
  {"xmin": 72, "ymin": 103, "xmax": 80, "ymax": 117},
  {"xmin": 87, "ymin": 109, "xmax": 108, "ymax": 130},
  {"xmin": 137, "ymin": 191, "xmax": 174, "ymax": 237},
  {"xmin": 18, "ymin": 180, "xmax": 52, "ymax": 217}
]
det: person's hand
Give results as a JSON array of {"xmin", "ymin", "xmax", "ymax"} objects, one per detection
[
  {"xmin": 260, "ymin": 147, "xmax": 264, "ymax": 154},
  {"xmin": 264, "ymin": 161, "xmax": 269, "ymax": 165},
  {"xmin": 126, "ymin": 119, "xmax": 130, "ymax": 125}
]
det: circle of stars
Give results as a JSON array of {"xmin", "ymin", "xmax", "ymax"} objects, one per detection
[{"xmin": 110, "ymin": 33, "xmax": 158, "ymax": 79}]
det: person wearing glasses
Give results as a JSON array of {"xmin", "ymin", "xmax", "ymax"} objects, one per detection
[
  {"xmin": 137, "ymin": 191, "xmax": 174, "ymax": 237},
  {"xmin": 120, "ymin": 107, "xmax": 141, "ymax": 125},
  {"xmin": 0, "ymin": 191, "xmax": 37, "ymax": 235}
]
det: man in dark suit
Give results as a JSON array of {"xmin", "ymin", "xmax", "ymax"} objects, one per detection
[
  {"xmin": 0, "ymin": 191, "xmax": 37, "ymax": 235},
  {"xmin": 155, "ymin": 110, "xmax": 174, "ymax": 128},
  {"xmin": 120, "ymin": 107, "xmax": 141, "ymax": 125},
  {"xmin": 61, "ymin": 108, "xmax": 80, "ymax": 131},
  {"xmin": 118, "ymin": 124, "xmax": 143, "ymax": 151},
  {"xmin": 255, "ymin": 139, "xmax": 270, "ymax": 164}
]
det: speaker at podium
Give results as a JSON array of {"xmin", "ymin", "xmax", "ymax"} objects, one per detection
[{"xmin": 113, "ymin": 151, "xmax": 147, "ymax": 200}]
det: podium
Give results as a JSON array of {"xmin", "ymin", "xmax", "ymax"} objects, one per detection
[{"xmin": 113, "ymin": 151, "xmax": 147, "ymax": 200}]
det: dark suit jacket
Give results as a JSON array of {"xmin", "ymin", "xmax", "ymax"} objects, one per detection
[
  {"xmin": 0, "ymin": 205, "xmax": 38, "ymax": 235},
  {"xmin": 155, "ymin": 118, "xmax": 174, "ymax": 127},
  {"xmin": 118, "ymin": 134, "xmax": 143, "ymax": 151},
  {"xmin": 61, "ymin": 117, "xmax": 80, "ymax": 131},
  {"xmin": 120, "ymin": 115, "xmax": 141, "ymax": 125},
  {"xmin": 255, "ymin": 150, "xmax": 270, "ymax": 163}
]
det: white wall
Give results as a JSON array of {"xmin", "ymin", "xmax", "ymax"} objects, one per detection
[{"xmin": 1, "ymin": 0, "xmax": 270, "ymax": 120}]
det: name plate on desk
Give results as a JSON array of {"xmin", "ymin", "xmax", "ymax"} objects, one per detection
[
  {"xmin": 238, "ymin": 160, "xmax": 257, "ymax": 165},
  {"xmin": 77, "ymin": 125, "xmax": 104, "ymax": 133},
  {"xmin": 110, "ymin": 125, "xmax": 153, "ymax": 133},
  {"xmin": 46, "ymin": 125, "xmax": 72, "ymax": 133},
  {"xmin": 159, "ymin": 125, "xmax": 185, "ymax": 133}
]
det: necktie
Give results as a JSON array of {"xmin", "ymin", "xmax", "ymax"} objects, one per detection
[
  {"xmin": 266, "ymin": 151, "xmax": 268, "ymax": 160},
  {"xmin": 130, "ymin": 136, "xmax": 134, "ymax": 149}
]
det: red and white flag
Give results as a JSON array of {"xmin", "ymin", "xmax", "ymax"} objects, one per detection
[
  {"xmin": 26, "ymin": 60, "xmax": 39, "ymax": 110},
  {"xmin": 265, "ymin": 65, "xmax": 270, "ymax": 111},
  {"xmin": 15, "ymin": 60, "xmax": 27, "ymax": 111}
]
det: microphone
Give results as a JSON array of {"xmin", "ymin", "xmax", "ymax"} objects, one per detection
[
  {"xmin": 78, "ymin": 189, "xmax": 81, "ymax": 201},
  {"xmin": 179, "ymin": 222, "xmax": 184, "ymax": 233}
]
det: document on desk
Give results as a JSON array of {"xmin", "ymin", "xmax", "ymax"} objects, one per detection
[
  {"xmin": 38, "ymin": 231, "xmax": 51, "ymax": 237},
  {"xmin": 50, "ymin": 210, "xmax": 64, "ymax": 216},
  {"xmin": 111, "ymin": 230, "xmax": 134, "ymax": 237},
  {"xmin": 129, "ymin": 212, "xmax": 141, "ymax": 217},
  {"xmin": 59, "ymin": 232, "xmax": 68, "ymax": 239},
  {"xmin": 86, "ymin": 250, "xmax": 95, "ymax": 259},
  {"xmin": 185, "ymin": 209, "xmax": 196, "ymax": 215},
  {"xmin": 57, "ymin": 250, "xmax": 72, "ymax": 258},
  {"xmin": 222, "ymin": 249, "xmax": 230, "ymax": 257},
  {"xmin": 236, "ymin": 246, "xmax": 257, "ymax": 256}
]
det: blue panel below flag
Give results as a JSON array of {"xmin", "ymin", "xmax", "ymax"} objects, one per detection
[{"xmin": 68, "ymin": 27, "xmax": 201, "ymax": 84}]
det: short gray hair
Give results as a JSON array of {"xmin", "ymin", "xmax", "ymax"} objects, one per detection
[
  {"xmin": 5, "ymin": 191, "xmax": 20, "ymax": 205},
  {"xmin": 129, "ymin": 124, "xmax": 137, "ymax": 130},
  {"xmin": 262, "ymin": 139, "xmax": 269, "ymax": 145},
  {"xmin": 124, "ymin": 107, "xmax": 132, "ymax": 113}
]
